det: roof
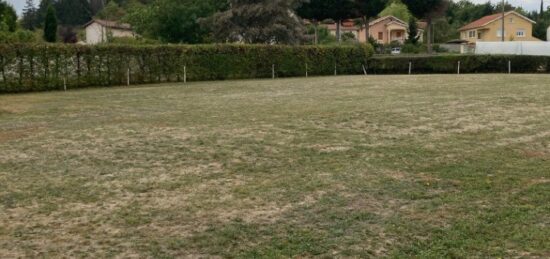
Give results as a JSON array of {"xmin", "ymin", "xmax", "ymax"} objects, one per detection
[
  {"xmin": 369, "ymin": 16, "xmax": 407, "ymax": 27},
  {"xmin": 83, "ymin": 19, "xmax": 133, "ymax": 31},
  {"xmin": 459, "ymin": 11, "xmax": 536, "ymax": 31}
]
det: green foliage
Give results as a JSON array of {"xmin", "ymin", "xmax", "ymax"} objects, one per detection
[
  {"xmin": 0, "ymin": 1, "xmax": 17, "ymax": 32},
  {"xmin": 368, "ymin": 55, "xmax": 550, "ymax": 74},
  {"xmin": 54, "ymin": 0, "xmax": 92, "ymax": 26},
  {"xmin": 0, "ymin": 30, "xmax": 39, "ymax": 44},
  {"xmin": 125, "ymin": 0, "xmax": 227, "ymax": 44},
  {"xmin": 401, "ymin": 43, "xmax": 424, "ymax": 53},
  {"xmin": 406, "ymin": 17, "xmax": 419, "ymax": 44},
  {"xmin": 208, "ymin": 0, "xmax": 306, "ymax": 44},
  {"xmin": 22, "ymin": 0, "xmax": 38, "ymax": 30},
  {"xmin": 379, "ymin": 0, "xmax": 412, "ymax": 22},
  {"xmin": 0, "ymin": 43, "xmax": 374, "ymax": 93},
  {"xmin": 43, "ymin": 5, "xmax": 58, "ymax": 42}
]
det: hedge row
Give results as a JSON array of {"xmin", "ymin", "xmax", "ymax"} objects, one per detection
[
  {"xmin": 0, "ymin": 44, "xmax": 373, "ymax": 93},
  {"xmin": 367, "ymin": 55, "xmax": 550, "ymax": 74},
  {"xmin": 2, "ymin": 44, "xmax": 550, "ymax": 93}
]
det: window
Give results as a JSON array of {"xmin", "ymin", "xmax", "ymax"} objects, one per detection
[
  {"xmin": 497, "ymin": 28, "xmax": 506, "ymax": 37},
  {"xmin": 468, "ymin": 30, "xmax": 476, "ymax": 38},
  {"xmin": 378, "ymin": 32, "xmax": 383, "ymax": 40},
  {"xmin": 396, "ymin": 31, "xmax": 402, "ymax": 38},
  {"xmin": 509, "ymin": 17, "xmax": 514, "ymax": 23},
  {"xmin": 516, "ymin": 29, "xmax": 526, "ymax": 37},
  {"xmin": 477, "ymin": 32, "xmax": 482, "ymax": 39}
]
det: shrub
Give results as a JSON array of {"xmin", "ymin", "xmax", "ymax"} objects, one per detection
[
  {"xmin": 0, "ymin": 43, "xmax": 374, "ymax": 93},
  {"xmin": 367, "ymin": 55, "xmax": 550, "ymax": 74}
]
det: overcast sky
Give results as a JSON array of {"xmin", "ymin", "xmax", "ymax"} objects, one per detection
[{"xmin": 5, "ymin": 0, "xmax": 548, "ymax": 15}]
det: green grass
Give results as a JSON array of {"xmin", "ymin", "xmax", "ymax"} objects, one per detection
[{"xmin": 1, "ymin": 74, "xmax": 549, "ymax": 258}]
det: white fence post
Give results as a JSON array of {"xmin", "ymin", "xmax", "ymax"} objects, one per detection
[
  {"xmin": 272, "ymin": 64, "xmax": 275, "ymax": 79},
  {"xmin": 127, "ymin": 68, "xmax": 130, "ymax": 86},
  {"xmin": 408, "ymin": 61, "xmax": 412, "ymax": 75},
  {"xmin": 184, "ymin": 65, "xmax": 187, "ymax": 83},
  {"xmin": 508, "ymin": 60, "xmax": 511, "ymax": 74},
  {"xmin": 306, "ymin": 63, "xmax": 308, "ymax": 78},
  {"xmin": 362, "ymin": 64, "xmax": 367, "ymax": 75},
  {"xmin": 458, "ymin": 61, "xmax": 461, "ymax": 75},
  {"xmin": 63, "ymin": 78, "xmax": 67, "ymax": 91},
  {"xmin": 334, "ymin": 63, "xmax": 337, "ymax": 76}
]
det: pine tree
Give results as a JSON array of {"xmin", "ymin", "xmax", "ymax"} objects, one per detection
[
  {"xmin": 43, "ymin": 4, "xmax": 58, "ymax": 42},
  {"xmin": 54, "ymin": 0, "xmax": 92, "ymax": 26},
  {"xmin": 37, "ymin": 0, "xmax": 54, "ymax": 27},
  {"xmin": 22, "ymin": 0, "xmax": 38, "ymax": 30},
  {"xmin": 405, "ymin": 17, "xmax": 419, "ymax": 45}
]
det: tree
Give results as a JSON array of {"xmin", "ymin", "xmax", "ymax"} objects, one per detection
[
  {"xmin": 43, "ymin": 4, "xmax": 58, "ymax": 42},
  {"xmin": 0, "ymin": 1, "xmax": 17, "ymax": 32},
  {"xmin": 126, "ymin": 0, "xmax": 227, "ymax": 43},
  {"xmin": 22, "ymin": 0, "xmax": 38, "ymax": 30},
  {"xmin": 208, "ymin": 0, "xmax": 306, "ymax": 44},
  {"xmin": 54, "ymin": 0, "xmax": 92, "ymax": 26},
  {"xmin": 297, "ymin": 0, "xmax": 333, "ymax": 44},
  {"xmin": 37, "ymin": 0, "xmax": 55, "ymax": 27},
  {"xmin": 379, "ymin": 0, "xmax": 412, "ymax": 22},
  {"xmin": 326, "ymin": 0, "xmax": 356, "ymax": 43},
  {"xmin": 405, "ymin": 17, "xmax": 419, "ymax": 44},
  {"xmin": 402, "ymin": 0, "xmax": 449, "ymax": 53},
  {"xmin": 354, "ymin": 0, "xmax": 387, "ymax": 44}
]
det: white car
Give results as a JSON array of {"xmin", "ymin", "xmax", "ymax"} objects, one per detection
[
  {"xmin": 391, "ymin": 48, "xmax": 401, "ymax": 55},
  {"xmin": 391, "ymin": 47, "xmax": 401, "ymax": 55}
]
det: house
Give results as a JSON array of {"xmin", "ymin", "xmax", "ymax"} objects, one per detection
[
  {"xmin": 459, "ymin": 11, "xmax": 539, "ymax": 43},
  {"xmin": 323, "ymin": 16, "xmax": 425, "ymax": 44},
  {"xmin": 83, "ymin": 19, "xmax": 136, "ymax": 45},
  {"xmin": 368, "ymin": 16, "xmax": 424, "ymax": 44}
]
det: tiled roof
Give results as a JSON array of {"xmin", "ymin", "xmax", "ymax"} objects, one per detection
[
  {"xmin": 459, "ymin": 11, "xmax": 536, "ymax": 31},
  {"xmin": 83, "ymin": 19, "xmax": 132, "ymax": 30}
]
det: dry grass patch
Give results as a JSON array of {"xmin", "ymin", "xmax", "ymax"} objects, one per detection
[{"xmin": 1, "ymin": 74, "xmax": 549, "ymax": 258}]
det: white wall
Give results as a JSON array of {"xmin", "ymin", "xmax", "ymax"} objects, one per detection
[
  {"xmin": 85, "ymin": 22, "xmax": 135, "ymax": 45},
  {"xmin": 476, "ymin": 42, "xmax": 550, "ymax": 56},
  {"xmin": 85, "ymin": 22, "xmax": 105, "ymax": 45}
]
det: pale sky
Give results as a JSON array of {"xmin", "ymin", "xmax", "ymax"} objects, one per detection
[{"xmin": 5, "ymin": 0, "xmax": 549, "ymax": 15}]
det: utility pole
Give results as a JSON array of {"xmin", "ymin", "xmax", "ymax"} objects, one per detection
[{"xmin": 501, "ymin": 0, "xmax": 505, "ymax": 42}]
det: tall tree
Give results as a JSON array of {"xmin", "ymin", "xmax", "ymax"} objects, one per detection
[
  {"xmin": 379, "ymin": 0, "xmax": 412, "ymax": 23},
  {"xmin": 327, "ymin": 0, "xmax": 356, "ymax": 43},
  {"xmin": 22, "ymin": 0, "xmax": 38, "ymax": 30},
  {"xmin": 43, "ymin": 4, "xmax": 58, "ymax": 42},
  {"xmin": 405, "ymin": 17, "xmax": 419, "ymax": 44},
  {"xmin": 0, "ymin": 1, "xmax": 17, "ymax": 32},
  {"xmin": 54, "ymin": 0, "xmax": 92, "ymax": 26},
  {"xmin": 401, "ymin": 0, "xmax": 449, "ymax": 53},
  {"xmin": 209, "ymin": 0, "xmax": 306, "ymax": 44},
  {"xmin": 37, "ymin": 0, "xmax": 55, "ymax": 27},
  {"xmin": 297, "ymin": 0, "xmax": 334, "ymax": 44},
  {"xmin": 126, "ymin": 0, "xmax": 227, "ymax": 43},
  {"xmin": 354, "ymin": 0, "xmax": 388, "ymax": 43}
]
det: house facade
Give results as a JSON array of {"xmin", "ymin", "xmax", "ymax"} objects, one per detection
[
  {"xmin": 323, "ymin": 16, "xmax": 425, "ymax": 44},
  {"xmin": 459, "ymin": 11, "xmax": 539, "ymax": 43},
  {"xmin": 83, "ymin": 19, "xmax": 136, "ymax": 45}
]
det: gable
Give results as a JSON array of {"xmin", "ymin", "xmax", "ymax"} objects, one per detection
[{"xmin": 459, "ymin": 11, "xmax": 535, "ymax": 31}]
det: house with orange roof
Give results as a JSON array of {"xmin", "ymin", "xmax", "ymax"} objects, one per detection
[
  {"xmin": 458, "ymin": 11, "xmax": 539, "ymax": 43},
  {"xmin": 323, "ymin": 16, "xmax": 425, "ymax": 44}
]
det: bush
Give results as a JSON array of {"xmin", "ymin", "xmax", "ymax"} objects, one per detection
[
  {"xmin": 367, "ymin": 55, "xmax": 550, "ymax": 74},
  {"xmin": 0, "ymin": 43, "xmax": 374, "ymax": 93},
  {"xmin": 401, "ymin": 43, "xmax": 424, "ymax": 54}
]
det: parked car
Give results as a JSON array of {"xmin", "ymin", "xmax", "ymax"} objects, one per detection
[{"xmin": 391, "ymin": 47, "xmax": 401, "ymax": 55}]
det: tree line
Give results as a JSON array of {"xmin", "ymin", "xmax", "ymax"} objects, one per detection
[{"xmin": 3, "ymin": 0, "xmax": 550, "ymax": 47}]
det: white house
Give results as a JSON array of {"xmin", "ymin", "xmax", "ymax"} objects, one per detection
[{"xmin": 83, "ymin": 19, "xmax": 135, "ymax": 44}]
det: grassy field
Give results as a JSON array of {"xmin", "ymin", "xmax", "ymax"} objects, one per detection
[{"xmin": 0, "ymin": 74, "xmax": 549, "ymax": 258}]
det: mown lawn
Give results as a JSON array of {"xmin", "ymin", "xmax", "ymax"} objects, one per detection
[{"xmin": 0, "ymin": 74, "xmax": 549, "ymax": 258}]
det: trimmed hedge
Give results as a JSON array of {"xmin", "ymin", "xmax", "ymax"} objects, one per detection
[
  {"xmin": 0, "ymin": 44, "xmax": 373, "ymax": 93},
  {"xmin": 367, "ymin": 55, "xmax": 550, "ymax": 74}
]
